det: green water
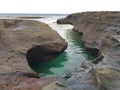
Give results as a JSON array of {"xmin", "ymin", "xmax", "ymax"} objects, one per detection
[{"xmin": 30, "ymin": 23, "xmax": 95, "ymax": 77}]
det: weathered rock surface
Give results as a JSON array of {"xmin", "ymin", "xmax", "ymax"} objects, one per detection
[
  {"xmin": 0, "ymin": 18, "xmax": 67, "ymax": 73},
  {"xmin": 0, "ymin": 73, "xmax": 59, "ymax": 90},
  {"xmin": 57, "ymin": 12, "xmax": 120, "ymax": 55},
  {"xmin": 0, "ymin": 18, "xmax": 67, "ymax": 89},
  {"xmin": 57, "ymin": 12, "xmax": 120, "ymax": 90},
  {"xmin": 1, "ymin": 12, "xmax": 120, "ymax": 90}
]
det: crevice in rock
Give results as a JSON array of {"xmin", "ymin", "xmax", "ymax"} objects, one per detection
[
  {"xmin": 72, "ymin": 28, "xmax": 83, "ymax": 35},
  {"xmin": 92, "ymin": 55, "xmax": 104, "ymax": 64},
  {"xmin": 85, "ymin": 47, "xmax": 100, "ymax": 57}
]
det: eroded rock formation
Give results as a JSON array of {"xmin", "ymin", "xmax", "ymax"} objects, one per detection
[
  {"xmin": 1, "ymin": 12, "xmax": 120, "ymax": 90},
  {"xmin": 0, "ymin": 18, "xmax": 67, "ymax": 89},
  {"xmin": 57, "ymin": 12, "xmax": 120, "ymax": 90},
  {"xmin": 57, "ymin": 12, "xmax": 120, "ymax": 56}
]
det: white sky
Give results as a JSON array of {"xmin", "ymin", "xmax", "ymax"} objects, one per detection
[{"xmin": 0, "ymin": 0, "xmax": 120, "ymax": 14}]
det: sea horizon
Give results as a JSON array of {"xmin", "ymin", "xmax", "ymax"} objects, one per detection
[{"xmin": 0, "ymin": 13, "xmax": 68, "ymax": 16}]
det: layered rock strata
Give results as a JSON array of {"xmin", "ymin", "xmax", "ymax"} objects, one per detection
[{"xmin": 57, "ymin": 12, "xmax": 120, "ymax": 90}]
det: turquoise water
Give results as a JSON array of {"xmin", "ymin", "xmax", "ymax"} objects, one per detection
[{"xmin": 30, "ymin": 16, "xmax": 95, "ymax": 77}]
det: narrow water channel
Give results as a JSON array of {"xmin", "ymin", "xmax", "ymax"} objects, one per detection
[{"xmin": 30, "ymin": 15, "xmax": 95, "ymax": 77}]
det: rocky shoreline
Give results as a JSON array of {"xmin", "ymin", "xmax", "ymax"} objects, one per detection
[
  {"xmin": 57, "ymin": 12, "xmax": 120, "ymax": 90},
  {"xmin": 0, "ymin": 12, "xmax": 120, "ymax": 90},
  {"xmin": 0, "ymin": 18, "xmax": 67, "ymax": 89}
]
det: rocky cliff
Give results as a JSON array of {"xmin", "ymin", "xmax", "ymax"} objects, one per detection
[
  {"xmin": 0, "ymin": 18, "xmax": 67, "ymax": 89},
  {"xmin": 57, "ymin": 12, "xmax": 120, "ymax": 90}
]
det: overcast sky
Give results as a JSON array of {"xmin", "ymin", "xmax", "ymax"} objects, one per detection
[{"xmin": 0, "ymin": 0, "xmax": 120, "ymax": 14}]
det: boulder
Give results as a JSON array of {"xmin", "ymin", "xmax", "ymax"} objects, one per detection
[
  {"xmin": 0, "ymin": 18, "xmax": 67, "ymax": 90},
  {"xmin": 0, "ymin": 18, "xmax": 67, "ymax": 73}
]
